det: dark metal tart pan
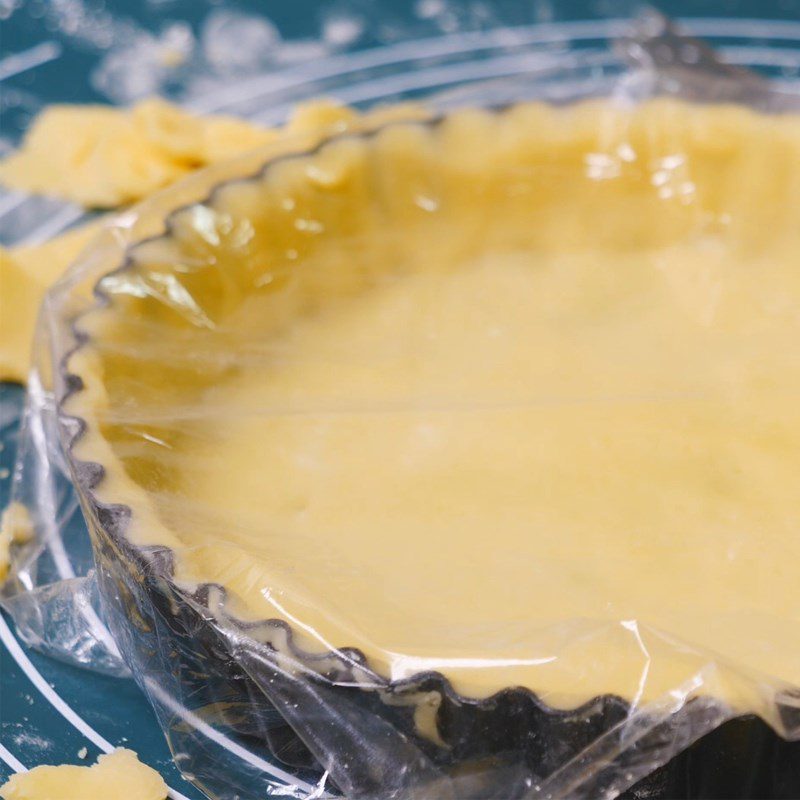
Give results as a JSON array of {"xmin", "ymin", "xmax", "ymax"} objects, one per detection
[{"xmin": 59, "ymin": 113, "xmax": 800, "ymax": 800}]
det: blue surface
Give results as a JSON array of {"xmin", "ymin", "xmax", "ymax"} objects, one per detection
[
  {"xmin": 0, "ymin": 1, "xmax": 799, "ymax": 797},
  {"xmin": 2, "ymin": 0, "xmax": 799, "ymax": 139},
  {"xmin": 0, "ymin": 382, "xmax": 204, "ymax": 797}
]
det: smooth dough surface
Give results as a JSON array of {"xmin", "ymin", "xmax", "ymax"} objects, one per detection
[
  {"xmin": 0, "ymin": 749, "xmax": 167, "ymax": 800},
  {"xmin": 68, "ymin": 99, "xmax": 800, "ymax": 708}
]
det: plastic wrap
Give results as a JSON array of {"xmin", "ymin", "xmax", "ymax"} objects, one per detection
[{"xmin": 3, "ymin": 16, "xmax": 800, "ymax": 800}]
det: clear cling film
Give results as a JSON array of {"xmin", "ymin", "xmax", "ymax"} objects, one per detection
[{"xmin": 2, "ymin": 16, "xmax": 800, "ymax": 800}]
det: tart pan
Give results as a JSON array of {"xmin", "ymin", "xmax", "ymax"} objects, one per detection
[{"xmin": 60, "ymin": 106, "xmax": 800, "ymax": 799}]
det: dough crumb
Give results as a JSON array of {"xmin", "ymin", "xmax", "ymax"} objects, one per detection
[
  {"xmin": 0, "ymin": 748, "xmax": 167, "ymax": 800},
  {"xmin": 0, "ymin": 502, "xmax": 34, "ymax": 581}
]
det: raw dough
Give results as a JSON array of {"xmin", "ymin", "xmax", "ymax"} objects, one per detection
[
  {"xmin": 0, "ymin": 98, "xmax": 426, "ymax": 208},
  {"xmin": 0, "ymin": 749, "xmax": 167, "ymax": 800},
  {"xmin": 0, "ymin": 99, "xmax": 277, "ymax": 207},
  {"xmin": 0, "ymin": 222, "xmax": 102, "ymax": 382},
  {"xmin": 68, "ymin": 99, "xmax": 800, "ymax": 708},
  {"xmin": 0, "ymin": 502, "xmax": 33, "ymax": 581}
]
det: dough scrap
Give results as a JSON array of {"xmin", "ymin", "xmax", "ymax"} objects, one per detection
[
  {"xmin": 0, "ymin": 221, "xmax": 103, "ymax": 382},
  {"xmin": 0, "ymin": 749, "xmax": 167, "ymax": 800},
  {"xmin": 0, "ymin": 99, "xmax": 276, "ymax": 207},
  {"xmin": 0, "ymin": 98, "xmax": 426, "ymax": 208}
]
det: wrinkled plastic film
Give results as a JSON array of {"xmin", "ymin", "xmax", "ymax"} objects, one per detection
[{"xmin": 3, "ymin": 19, "xmax": 800, "ymax": 800}]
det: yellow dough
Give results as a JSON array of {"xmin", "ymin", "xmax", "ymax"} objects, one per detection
[
  {"xmin": 66, "ymin": 98, "xmax": 800, "ymax": 711},
  {"xmin": 0, "ymin": 98, "xmax": 426, "ymax": 208},
  {"xmin": 0, "ymin": 749, "xmax": 167, "ymax": 800},
  {"xmin": 0, "ymin": 223, "xmax": 103, "ymax": 382},
  {"xmin": 0, "ymin": 502, "xmax": 34, "ymax": 581},
  {"xmin": 0, "ymin": 99, "xmax": 277, "ymax": 207}
]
